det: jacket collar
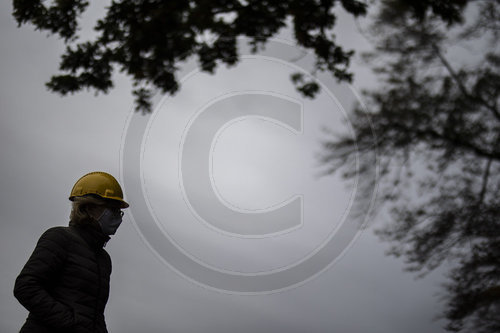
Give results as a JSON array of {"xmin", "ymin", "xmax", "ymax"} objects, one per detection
[{"xmin": 71, "ymin": 220, "xmax": 110, "ymax": 250}]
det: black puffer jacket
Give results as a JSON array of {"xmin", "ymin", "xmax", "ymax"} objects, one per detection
[{"xmin": 14, "ymin": 223, "xmax": 112, "ymax": 333}]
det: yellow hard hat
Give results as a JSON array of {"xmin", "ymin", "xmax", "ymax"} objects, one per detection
[{"xmin": 69, "ymin": 171, "xmax": 129, "ymax": 208}]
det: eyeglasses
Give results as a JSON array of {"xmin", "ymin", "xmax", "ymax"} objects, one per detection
[{"xmin": 107, "ymin": 208, "xmax": 124, "ymax": 217}]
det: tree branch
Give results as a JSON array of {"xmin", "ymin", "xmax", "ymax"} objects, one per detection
[
  {"xmin": 477, "ymin": 156, "xmax": 493, "ymax": 207},
  {"xmin": 432, "ymin": 43, "xmax": 500, "ymax": 121},
  {"xmin": 379, "ymin": 121, "xmax": 500, "ymax": 162}
]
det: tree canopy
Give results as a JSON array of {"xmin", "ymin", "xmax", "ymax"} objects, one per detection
[
  {"xmin": 321, "ymin": 0, "xmax": 500, "ymax": 332},
  {"xmin": 13, "ymin": 0, "xmax": 370, "ymax": 113}
]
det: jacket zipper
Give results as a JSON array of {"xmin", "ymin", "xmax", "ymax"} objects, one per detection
[{"xmin": 93, "ymin": 251, "xmax": 101, "ymax": 332}]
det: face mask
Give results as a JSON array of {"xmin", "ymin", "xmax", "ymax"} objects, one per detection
[{"xmin": 97, "ymin": 208, "xmax": 123, "ymax": 235}]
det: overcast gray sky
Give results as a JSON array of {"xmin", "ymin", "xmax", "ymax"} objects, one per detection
[{"xmin": 1, "ymin": 2, "xmax": 450, "ymax": 332}]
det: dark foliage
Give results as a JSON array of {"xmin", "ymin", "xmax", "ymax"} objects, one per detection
[
  {"xmin": 321, "ymin": 1, "xmax": 500, "ymax": 332},
  {"xmin": 12, "ymin": 0, "xmax": 367, "ymax": 113}
]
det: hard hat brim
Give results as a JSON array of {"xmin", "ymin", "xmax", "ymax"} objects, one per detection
[{"xmin": 69, "ymin": 194, "xmax": 129, "ymax": 208}]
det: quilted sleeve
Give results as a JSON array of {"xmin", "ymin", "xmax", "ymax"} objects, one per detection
[{"xmin": 14, "ymin": 227, "xmax": 75, "ymax": 329}]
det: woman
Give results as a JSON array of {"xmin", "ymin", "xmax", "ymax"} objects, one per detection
[{"xmin": 14, "ymin": 171, "xmax": 129, "ymax": 333}]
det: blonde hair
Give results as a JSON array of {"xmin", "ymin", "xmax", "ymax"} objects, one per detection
[{"xmin": 69, "ymin": 195, "xmax": 105, "ymax": 227}]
